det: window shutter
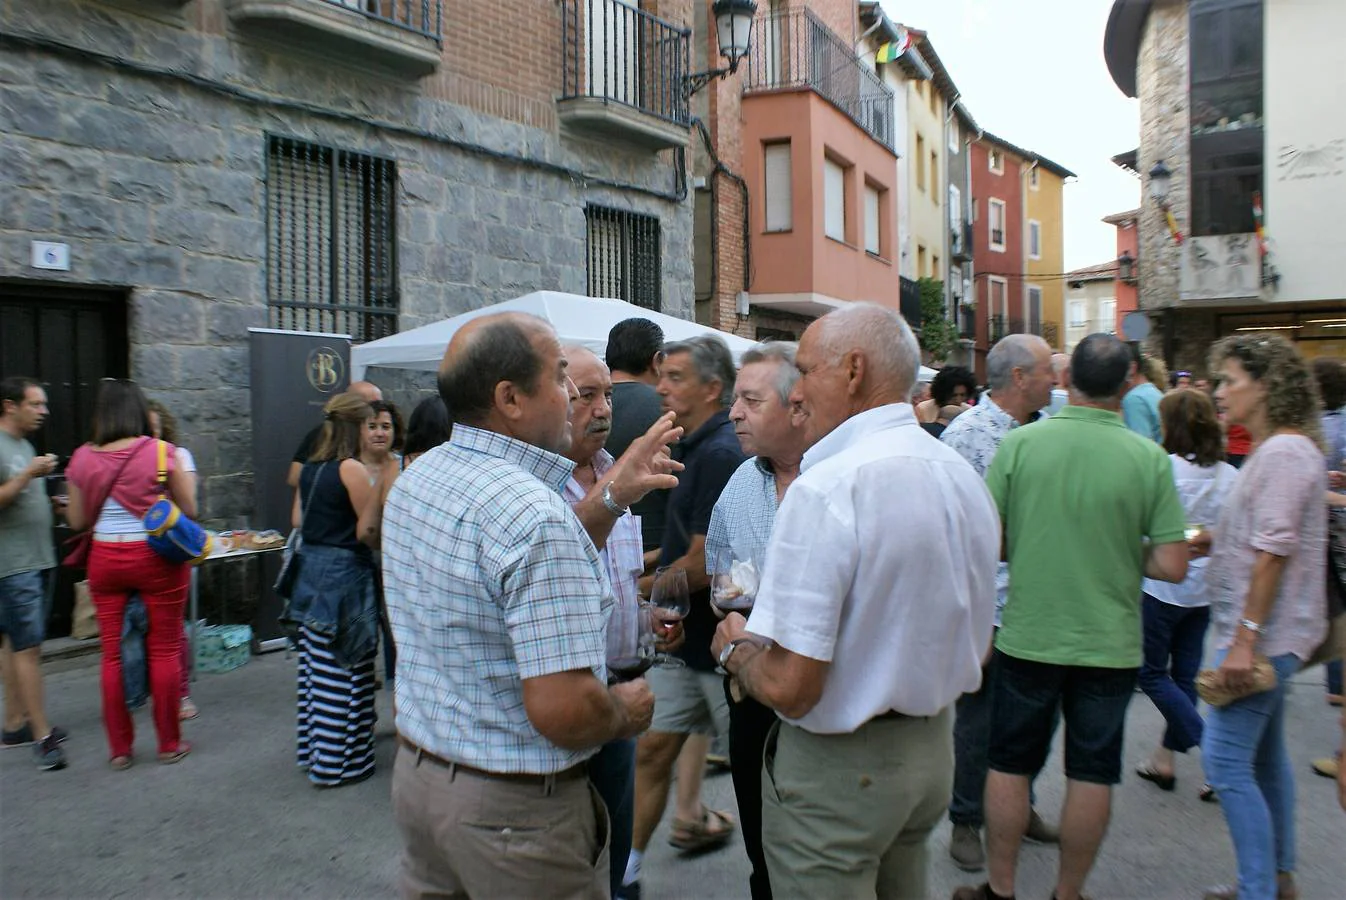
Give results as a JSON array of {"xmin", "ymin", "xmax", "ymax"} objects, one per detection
[
  {"xmin": 824, "ymin": 158, "xmax": 845, "ymax": 242},
  {"xmin": 864, "ymin": 184, "xmax": 880, "ymax": 255},
  {"xmin": 764, "ymin": 143, "xmax": 792, "ymax": 232}
]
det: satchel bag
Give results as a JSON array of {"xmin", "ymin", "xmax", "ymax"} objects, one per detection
[
  {"xmin": 143, "ymin": 441, "xmax": 212, "ymax": 565},
  {"xmin": 274, "ymin": 462, "xmax": 326, "ymax": 602},
  {"xmin": 1196, "ymin": 653, "xmax": 1278, "ymax": 707},
  {"xmin": 62, "ymin": 438, "xmax": 151, "ymax": 568}
]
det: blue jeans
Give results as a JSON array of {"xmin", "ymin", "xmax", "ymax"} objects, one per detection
[
  {"xmin": 588, "ymin": 737, "xmax": 635, "ymax": 898},
  {"xmin": 1327, "ymin": 659, "xmax": 1342, "ymax": 696},
  {"xmin": 1138, "ymin": 595, "xmax": 1209, "ymax": 752},
  {"xmin": 0, "ymin": 569, "xmax": 47, "ymax": 651},
  {"xmin": 1201, "ymin": 651, "xmax": 1301, "ymax": 900}
]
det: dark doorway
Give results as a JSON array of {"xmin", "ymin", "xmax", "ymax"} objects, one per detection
[{"xmin": 0, "ymin": 282, "xmax": 129, "ymax": 638}]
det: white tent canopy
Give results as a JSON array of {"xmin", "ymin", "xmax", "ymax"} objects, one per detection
[
  {"xmin": 351, "ymin": 290, "xmax": 939, "ymax": 382},
  {"xmin": 352, "ymin": 291, "xmax": 762, "ymax": 380}
]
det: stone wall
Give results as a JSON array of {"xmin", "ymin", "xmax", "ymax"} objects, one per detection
[
  {"xmin": 0, "ymin": 0, "xmax": 694, "ymax": 526},
  {"xmin": 1136, "ymin": 0, "xmax": 1190, "ymax": 340}
]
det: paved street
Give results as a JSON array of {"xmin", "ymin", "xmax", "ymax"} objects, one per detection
[{"xmin": 2, "ymin": 651, "xmax": 1342, "ymax": 899}]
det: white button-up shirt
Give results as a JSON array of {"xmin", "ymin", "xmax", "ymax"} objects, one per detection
[{"xmin": 746, "ymin": 404, "xmax": 1000, "ymax": 733}]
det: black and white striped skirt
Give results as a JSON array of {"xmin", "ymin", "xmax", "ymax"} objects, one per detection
[{"xmin": 296, "ymin": 624, "xmax": 376, "ymax": 786}]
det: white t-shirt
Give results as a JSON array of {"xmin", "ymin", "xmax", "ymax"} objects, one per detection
[
  {"xmin": 1143, "ymin": 455, "xmax": 1238, "ymax": 608},
  {"xmin": 746, "ymin": 404, "xmax": 1000, "ymax": 733},
  {"xmin": 175, "ymin": 446, "xmax": 197, "ymax": 474}
]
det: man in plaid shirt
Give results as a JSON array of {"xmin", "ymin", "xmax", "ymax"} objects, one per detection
[{"xmin": 383, "ymin": 313, "xmax": 676, "ymax": 900}]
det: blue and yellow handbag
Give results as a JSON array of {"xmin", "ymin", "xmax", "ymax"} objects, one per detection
[{"xmin": 143, "ymin": 440, "xmax": 212, "ymax": 566}]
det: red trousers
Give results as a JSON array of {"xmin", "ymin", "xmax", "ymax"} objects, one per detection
[{"xmin": 88, "ymin": 541, "xmax": 189, "ymax": 758}]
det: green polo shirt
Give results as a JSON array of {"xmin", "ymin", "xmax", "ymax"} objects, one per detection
[{"xmin": 985, "ymin": 405, "xmax": 1186, "ymax": 668}]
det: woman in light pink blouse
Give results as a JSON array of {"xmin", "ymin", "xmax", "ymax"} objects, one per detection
[{"xmin": 1202, "ymin": 334, "xmax": 1327, "ymax": 900}]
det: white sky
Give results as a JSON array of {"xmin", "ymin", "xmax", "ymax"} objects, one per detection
[{"xmin": 878, "ymin": 0, "xmax": 1141, "ymax": 270}]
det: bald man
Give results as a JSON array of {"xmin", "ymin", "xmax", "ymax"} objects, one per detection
[
  {"xmin": 381, "ymin": 314, "xmax": 668, "ymax": 899},
  {"xmin": 712, "ymin": 303, "xmax": 1000, "ymax": 899},
  {"xmin": 287, "ymin": 380, "xmax": 383, "ymax": 489},
  {"xmin": 1045, "ymin": 352, "xmax": 1071, "ymax": 417}
]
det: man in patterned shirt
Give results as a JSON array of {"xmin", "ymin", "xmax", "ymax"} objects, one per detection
[
  {"xmin": 939, "ymin": 334, "xmax": 1058, "ymax": 871},
  {"xmin": 383, "ymin": 313, "xmax": 665, "ymax": 900},
  {"xmin": 704, "ymin": 341, "xmax": 809, "ymax": 900}
]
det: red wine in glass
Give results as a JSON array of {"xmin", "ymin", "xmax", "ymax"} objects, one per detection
[{"xmin": 608, "ymin": 655, "xmax": 655, "ymax": 683}]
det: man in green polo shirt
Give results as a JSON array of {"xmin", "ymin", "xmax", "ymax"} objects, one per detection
[{"xmin": 953, "ymin": 334, "xmax": 1189, "ymax": 900}]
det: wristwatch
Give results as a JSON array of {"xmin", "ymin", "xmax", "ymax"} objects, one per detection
[
  {"xmin": 601, "ymin": 483, "xmax": 628, "ymax": 517},
  {"xmin": 718, "ymin": 637, "xmax": 755, "ymax": 672},
  {"xmin": 1239, "ymin": 618, "xmax": 1264, "ymax": 634}
]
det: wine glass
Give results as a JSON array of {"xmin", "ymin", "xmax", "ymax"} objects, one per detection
[
  {"xmin": 710, "ymin": 547, "xmax": 759, "ymax": 616},
  {"xmin": 648, "ymin": 566, "xmax": 689, "ymax": 669},
  {"xmin": 607, "ymin": 602, "xmax": 657, "ymax": 684}
]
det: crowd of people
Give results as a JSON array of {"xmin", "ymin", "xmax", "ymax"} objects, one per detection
[{"xmin": 2, "ymin": 307, "xmax": 1345, "ymax": 900}]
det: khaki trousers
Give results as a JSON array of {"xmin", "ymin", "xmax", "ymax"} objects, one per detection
[
  {"xmin": 762, "ymin": 706, "xmax": 954, "ymax": 900},
  {"xmin": 392, "ymin": 744, "xmax": 609, "ymax": 900}
]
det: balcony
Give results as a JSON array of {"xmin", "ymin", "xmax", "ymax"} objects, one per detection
[
  {"xmin": 557, "ymin": 0, "xmax": 691, "ymax": 151},
  {"xmin": 951, "ymin": 221, "xmax": 973, "ymax": 262},
  {"xmin": 743, "ymin": 10, "xmax": 896, "ymax": 152},
  {"xmin": 989, "ymin": 314, "xmax": 1007, "ymax": 344},
  {"xmin": 990, "ymin": 227, "xmax": 1005, "ymax": 248},
  {"xmin": 956, "ymin": 304, "xmax": 977, "ymax": 341},
  {"xmin": 225, "ymin": 0, "xmax": 442, "ymax": 76}
]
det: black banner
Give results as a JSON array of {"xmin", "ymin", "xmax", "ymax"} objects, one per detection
[{"xmin": 248, "ymin": 328, "xmax": 350, "ymax": 641}]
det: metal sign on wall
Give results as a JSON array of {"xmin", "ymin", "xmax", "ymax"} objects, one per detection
[{"xmin": 248, "ymin": 328, "xmax": 351, "ymax": 641}]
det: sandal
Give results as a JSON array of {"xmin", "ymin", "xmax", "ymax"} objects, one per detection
[
  {"xmin": 1199, "ymin": 783, "xmax": 1218, "ymax": 803},
  {"xmin": 179, "ymin": 698, "xmax": 199, "ymax": 721},
  {"xmin": 109, "ymin": 755, "xmax": 133, "ymax": 771},
  {"xmin": 668, "ymin": 806, "xmax": 735, "ymax": 852},
  {"xmin": 1135, "ymin": 763, "xmax": 1176, "ymax": 791},
  {"xmin": 158, "ymin": 742, "xmax": 192, "ymax": 765}
]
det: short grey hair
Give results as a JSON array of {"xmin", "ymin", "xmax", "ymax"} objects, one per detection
[
  {"xmin": 986, "ymin": 334, "xmax": 1049, "ymax": 392},
  {"xmin": 739, "ymin": 341, "xmax": 799, "ymax": 405},
  {"xmin": 663, "ymin": 334, "xmax": 736, "ymax": 407},
  {"xmin": 816, "ymin": 303, "xmax": 920, "ymax": 401}
]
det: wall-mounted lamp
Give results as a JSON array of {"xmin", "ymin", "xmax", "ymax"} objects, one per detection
[
  {"xmin": 1117, "ymin": 250, "xmax": 1136, "ymax": 283},
  {"xmin": 1148, "ymin": 159, "xmax": 1183, "ymax": 244},
  {"xmin": 684, "ymin": 0, "xmax": 758, "ymax": 98}
]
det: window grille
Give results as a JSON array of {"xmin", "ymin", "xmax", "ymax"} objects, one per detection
[
  {"xmin": 266, "ymin": 135, "xmax": 398, "ymax": 342},
  {"xmin": 585, "ymin": 205, "xmax": 661, "ymax": 311}
]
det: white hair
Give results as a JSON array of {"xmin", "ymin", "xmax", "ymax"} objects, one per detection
[{"xmin": 817, "ymin": 303, "xmax": 920, "ymax": 400}]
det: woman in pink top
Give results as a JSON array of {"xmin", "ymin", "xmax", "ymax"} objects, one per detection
[
  {"xmin": 65, "ymin": 380, "xmax": 196, "ymax": 769},
  {"xmin": 1202, "ymin": 335, "xmax": 1327, "ymax": 900}
]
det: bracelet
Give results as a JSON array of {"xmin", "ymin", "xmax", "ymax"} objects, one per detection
[{"xmin": 1238, "ymin": 618, "xmax": 1264, "ymax": 634}]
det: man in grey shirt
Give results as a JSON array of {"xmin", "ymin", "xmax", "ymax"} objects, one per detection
[{"xmin": 606, "ymin": 318, "xmax": 668, "ymax": 555}]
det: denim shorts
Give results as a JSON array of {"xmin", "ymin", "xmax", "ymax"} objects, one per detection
[
  {"xmin": 0, "ymin": 569, "xmax": 48, "ymax": 651},
  {"xmin": 987, "ymin": 649, "xmax": 1138, "ymax": 785}
]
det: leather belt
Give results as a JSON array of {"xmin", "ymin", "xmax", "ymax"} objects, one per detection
[
  {"xmin": 398, "ymin": 736, "xmax": 587, "ymax": 786},
  {"xmin": 93, "ymin": 533, "xmax": 148, "ymax": 543}
]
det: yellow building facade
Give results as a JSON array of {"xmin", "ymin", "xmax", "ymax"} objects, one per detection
[{"xmin": 1024, "ymin": 162, "xmax": 1068, "ymax": 349}]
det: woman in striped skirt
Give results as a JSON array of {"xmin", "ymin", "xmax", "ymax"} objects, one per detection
[{"xmin": 287, "ymin": 393, "xmax": 380, "ymax": 788}]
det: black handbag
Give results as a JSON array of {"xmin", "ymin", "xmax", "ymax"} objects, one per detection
[{"xmin": 274, "ymin": 462, "xmax": 326, "ymax": 601}]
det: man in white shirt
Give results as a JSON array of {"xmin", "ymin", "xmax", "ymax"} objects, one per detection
[{"xmin": 711, "ymin": 303, "xmax": 1000, "ymax": 899}]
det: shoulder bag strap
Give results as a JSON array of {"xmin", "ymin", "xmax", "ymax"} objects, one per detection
[
  {"xmin": 155, "ymin": 440, "xmax": 170, "ymax": 498},
  {"xmin": 299, "ymin": 461, "xmax": 329, "ymax": 530}
]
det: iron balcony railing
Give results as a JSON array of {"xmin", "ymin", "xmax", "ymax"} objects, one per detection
[
  {"xmin": 1003, "ymin": 318, "xmax": 1062, "ymax": 346},
  {"xmin": 321, "ymin": 0, "xmax": 441, "ymax": 41},
  {"xmin": 560, "ymin": 0, "xmax": 692, "ymax": 127},
  {"xmin": 957, "ymin": 304, "xmax": 977, "ymax": 340},
  {"xmin": 951, "ymin": 221, "xmax": 973, "ymax": 261},
  {"xmin": 990, "ymin": 227, "xmax": 1005, "ymax": 247},
  {"xmin": 744, "ymin": 9, "xmax": 896, "ymax": 152},
  {"xmin": 989, "ymin": 314, "xmax": 1007, "ymax": 344}
]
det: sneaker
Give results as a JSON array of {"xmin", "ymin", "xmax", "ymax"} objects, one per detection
[
  {"xmin": 949, "ymin": 823, "xmax": 986, "ymax": 871},
  {"xmin": 1024, "ymin": 809, "xmax": 1060, "ymax": 845},
  {"xmin": 4, "ymin": 723, "xmax": 66, "ymax": 747},
  {"xmin": 2, "ymin": 723, "xmax": 33, "ymax": 747},
  {"xmin": 1312, "ymin": 754, "xmax": 1340, "ymax": 779},
  {"xmin": 33, "ymin": 733, "xmax": 67, "ymax": 771}
]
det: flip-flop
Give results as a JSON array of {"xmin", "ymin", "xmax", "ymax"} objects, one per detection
[
  {"xmin": 158, "ymin": 742, "xmax": 192, "ymax": 765},
  {"xmin": 1135, "ymin": 763, "xmax": 1176, "ymax": 791},
  {"xmin": 109, "ymin": 755, "xmax": 133, "ymax": 771},
  {"xmin": 668, "ymin": 807, "xmax": 735, "ymax": 852}
]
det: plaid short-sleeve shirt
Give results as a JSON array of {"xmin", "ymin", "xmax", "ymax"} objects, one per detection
[{"xmin": 382, "ymin": 425, "xmax": 613, "ymax": 774}]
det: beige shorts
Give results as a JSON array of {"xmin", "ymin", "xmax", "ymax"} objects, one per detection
[{"xmin": 646, "ymin": 665, "xmax": 731, "ymax": 737}]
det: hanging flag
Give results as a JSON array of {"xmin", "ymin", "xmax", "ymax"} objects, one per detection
[
  {"xmin": 875, "ymin": 28, "xmax": 911, "ymax": 65},
  {"xmin": 1252, "ymin": 190, "xmax": 1268, "ymax": 257},
  {"xmin": 1165, "ymin": 208, "xmax": 1184, "ymax": 245}
]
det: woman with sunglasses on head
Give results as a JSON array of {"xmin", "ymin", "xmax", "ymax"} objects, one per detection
[{"xmin": 65, "ymin": 380, "xmax": 195, "ymax": 769}]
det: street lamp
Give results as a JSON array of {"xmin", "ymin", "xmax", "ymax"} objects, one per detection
[
  {"xmin": 1148, "ymin": 160, "xmax": 1172, "ymax": 205},
  {"xmin": 1117, "ymin": 250, "xmax": 1136, "ymax": 283},
  {"xmin": 684, "ymin": 0, "xmax": 758, "ymax": 97}
]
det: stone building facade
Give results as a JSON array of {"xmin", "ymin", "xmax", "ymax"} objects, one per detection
[{"xmin": 1, "ymin": 0, "xmax": 696, "ymax": 525}]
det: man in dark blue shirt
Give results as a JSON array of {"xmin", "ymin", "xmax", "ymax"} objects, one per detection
[{"xmin": 623, "ymin": 335, "xmax": 744, "ymax": 897}]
